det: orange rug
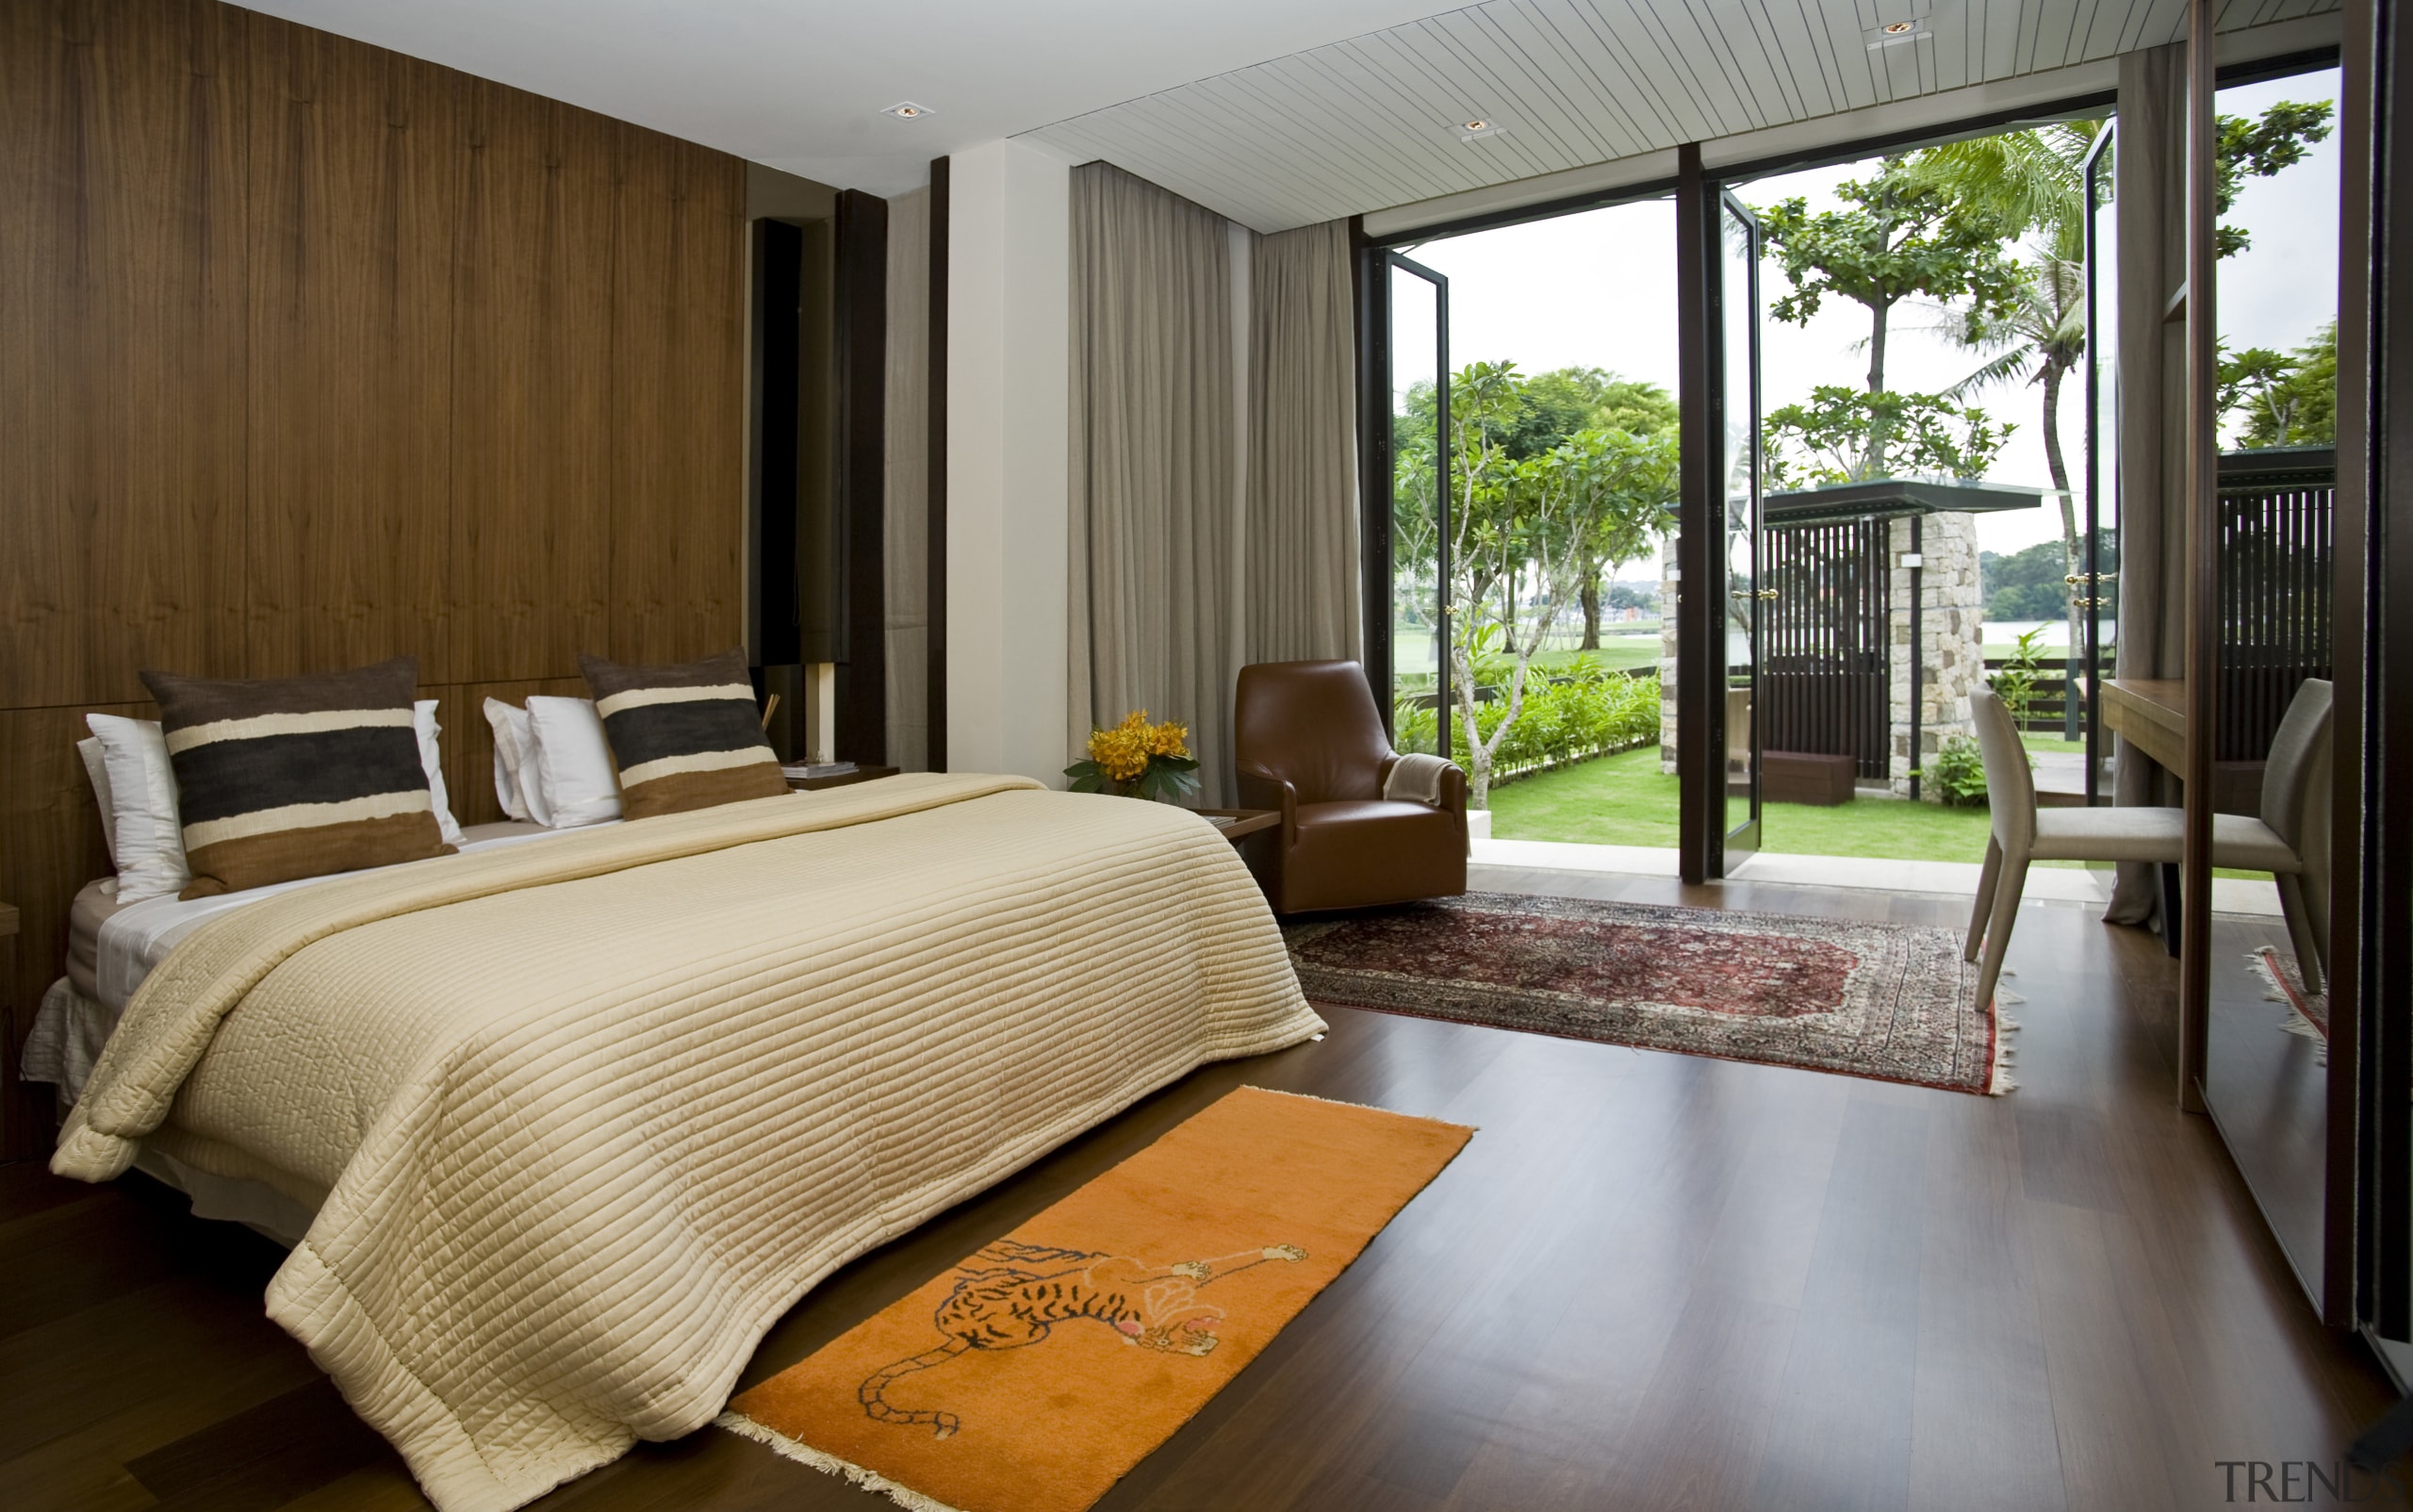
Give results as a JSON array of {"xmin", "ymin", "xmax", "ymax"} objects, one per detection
[{"xmin": 719, "ymin": 1086, "xmax": 1473, "ymax": 1512}]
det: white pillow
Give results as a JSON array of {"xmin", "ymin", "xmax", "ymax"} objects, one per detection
[
  {"xmin": 76, "ymin": 736, "xmax": 120, "ymax": 868},
  {"xmin": 523, "ymin": 696, "xmax": 623, "ymax": 827},
  {"xmin": 84, "ymin": 714, "xmax": 190, "ymax": 903},
  {"xmin": 414, "ymin": 699, "xmax": 467, "ymax": 847},
  {"xmin": 483, "ymin": 698, "xmax": 545, "ymax": 825}
]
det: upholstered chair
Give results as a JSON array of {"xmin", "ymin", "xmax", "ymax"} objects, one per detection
[{"xmin": 1233, "ymin": 660, "xmax": 1468, "ymax": 915}]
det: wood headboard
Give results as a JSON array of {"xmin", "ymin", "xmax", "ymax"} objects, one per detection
[{"xmin": 0, "ymin": 0, "xmax": 749, "ymax": 1159}]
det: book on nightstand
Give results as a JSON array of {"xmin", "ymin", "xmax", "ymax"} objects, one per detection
[{"xmin": 780, "ymin": 762, "xmax": 858, "ymax": 780}]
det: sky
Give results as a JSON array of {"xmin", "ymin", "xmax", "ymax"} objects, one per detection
[{"xmin": 1395, "ymin": 66, "xmax": 2342, "ymax": 567}]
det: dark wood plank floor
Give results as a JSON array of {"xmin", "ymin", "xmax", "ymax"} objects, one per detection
[{"xmin": 0, "ymin": 868, "xmax": 2393, "ymax": 1511}]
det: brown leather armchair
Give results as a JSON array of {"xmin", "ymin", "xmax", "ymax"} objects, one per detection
[{"xmin": 1233, "ymin": 660, "xmax": 1468, "ymax": 914}]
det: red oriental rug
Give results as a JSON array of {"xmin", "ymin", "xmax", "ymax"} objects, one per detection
[{"xmin": 1284, "ymin": 893, "xmax": 2013, "ymax": 1095}]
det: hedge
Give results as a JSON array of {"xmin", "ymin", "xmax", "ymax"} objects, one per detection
[{"xmin": 1394, "ymin": 667, "xmax": 1661, "ymax": 783}]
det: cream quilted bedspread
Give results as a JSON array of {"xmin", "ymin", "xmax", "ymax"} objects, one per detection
[{"xmin": 52, "ymin": 774, "xmax": 1322, "ymax": 1511}]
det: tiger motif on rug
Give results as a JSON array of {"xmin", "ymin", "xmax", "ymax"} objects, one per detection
[{"xmin": 858, "ymin": 1238, "xmax": 1309, "ymax": 1438}]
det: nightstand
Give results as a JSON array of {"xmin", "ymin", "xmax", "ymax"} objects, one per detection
[{"xmin": 1193, "ymin": 809, "xmax": 1280, "ymax": 844}]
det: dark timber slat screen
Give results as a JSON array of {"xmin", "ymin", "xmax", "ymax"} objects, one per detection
[
  {"xmin": 2216, "ymin": 451, "xmax": 2334, "ymax": 763},
  {"xmin": 1762, "ymin": 518, "xmax": 1891, "ymax": 780}
]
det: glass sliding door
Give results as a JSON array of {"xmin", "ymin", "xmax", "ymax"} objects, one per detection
[
  {"xmin": 1387, "ymin": 255, "xmax": 1451, "ymax": 755},
  {"xmin": 1720, "ymin": 192, "xmax": 1765, "ymax": 861}
]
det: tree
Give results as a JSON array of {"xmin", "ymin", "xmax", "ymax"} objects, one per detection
[
  {"xmin": 1756, "ymin": 159, "xmax": 2027, "ymax": 475},
  {"xmin": 1513, "ymin": 370, "xmax": 1679, "ymax": 647},
  {"xmin": 1982, "ymin": 533, "xmax": 2121, "ymax": 621},
  {"xmin": 1397, "ymin": 367, "xmax": 1677, "ymax": 651},
  {"xmin": 1554, "ymin": 424, "xmax": 1679, "ymax": 648},
  {"xmin": 2218, "ymin": 102, "xmax": 2336, "ymax": 258},
  {"xmin": 1934, "ymin": 242, "xmax": 2092, "ymax": 657},
  {"xmin": 1387, "ymin": 362, "xmax": 1672, "ymax": 809},
  {"xmin": 1763, "ymin": 386, "xmax": 2012, "ymax": 489},
  {"xmin": 1903, "ymin": 100, "xmax": 2334, "ymax": 264},
  {"xmin": 2219, "ymin": 322, "xmax": 2338, "ymax": 447},
  {"xmin": 1900, "ymin": 98, "xmax": 2332, "ymax": 664},
  {"xmin": 1436, "ymin": 362, "xmax": 1618, "ymax": 810}
]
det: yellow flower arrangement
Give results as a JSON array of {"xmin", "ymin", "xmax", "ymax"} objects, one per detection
[{"xmin": 1068, "ymin": 710, "xmax": 1200, "ymax": 802}]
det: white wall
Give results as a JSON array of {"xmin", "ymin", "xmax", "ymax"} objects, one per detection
[{"xmin": 944, "ymin": 139, "xmax": 1072, "ymax": 782}]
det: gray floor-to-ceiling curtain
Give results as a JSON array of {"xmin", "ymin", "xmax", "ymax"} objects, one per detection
[
  {"xmin": 885, "ymin": 187, "xmax": 931, "ymax": 772},
  {"xmin": 1248, "ymin": 222, "xmax": 1361, "ymax": 666},
  {"xmin": 2107, "ymin": 42, "xmax": 2192, "ymax": 925},
  {"xmin": 1068, "ymin": 163, "xmax": 1239, "ymax": 803}
]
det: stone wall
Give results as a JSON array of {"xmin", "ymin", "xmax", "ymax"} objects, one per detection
[
  {"xmin": 1651, "ymin": 513, "xmax": 1989, "ymax": 802},
  {"xmin": 1888, "ymin": 511, "xmax": 1987, "ymax": 799}
]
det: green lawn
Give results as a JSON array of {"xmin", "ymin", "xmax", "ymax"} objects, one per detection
[
  {"xmin": 1488, "ymin": 746, "xmax": 2005, "ymax": 863},
  {"xmin": 1486, "ymin": 746, "xmax": 2270, "ymax": 881}
]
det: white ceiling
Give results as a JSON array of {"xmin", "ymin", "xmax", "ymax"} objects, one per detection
[
  {"xmin": 236, "ymin": 0, "xmax": 1459, "ymax": 196},
  {"xmin": 1024, "ymin": 0, "xmax": 2340, "ymax": 230},
  {"xmin": 247, "ymin": 0, "xmax": 2338, "ymax": 232}
]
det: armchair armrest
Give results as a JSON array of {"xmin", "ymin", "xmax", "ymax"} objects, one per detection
[
  {"xmin": 1436, "ymin": 761, "xmax": 1468, "ymax": 816},
  {"xmin": 1378, "ymin": 750, "xmax": 1467, "ymax": 815},
  {"xmin": 1235, "ymin": 762, "xmax": 1298, "ymax": 849}
]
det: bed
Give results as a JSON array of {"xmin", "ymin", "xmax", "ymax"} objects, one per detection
[
  {"xmin": 32, "ymin": 818, "xmax": 573, "ymax": 1243},
  {"xmin": 34, "ymin": 773, "xmax": 1322, "ymax": 1512}
]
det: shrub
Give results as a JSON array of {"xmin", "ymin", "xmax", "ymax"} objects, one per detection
[
  {"xmin": 1928, "ymin": 734, "xmax": 1990, "ymax": 807},
  {"xmin": 1392, "ymin": 698, "xmax": 1440, "ymax": 754},
  {"xmin": 1392, "ymin": 666, "xmax": 1659, "ymax": 781}
]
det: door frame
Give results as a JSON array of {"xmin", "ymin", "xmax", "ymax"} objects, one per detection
[
  {"xmin": 1719, "ymin": 186, "xmax": 1766, "ymax": 867},
  {"xmin": 1353, "ymin": 238, "xmax": 1455, "ymax": 752},
  {"xmin": 2081, "ymin": 123, "xmax": 2115, "ymax": 804},
  {"xmin": 1677, "ymin": 147, "xmax": 1766, "ymax": 882}
]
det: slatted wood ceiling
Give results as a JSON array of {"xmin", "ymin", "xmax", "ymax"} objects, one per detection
[{"xmin": 1022, "ymin": 0, "xmax": 2339, "ymax": 231}]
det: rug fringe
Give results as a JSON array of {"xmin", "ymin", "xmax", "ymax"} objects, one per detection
[
  {"xmin": 1987, "ymin": 994, "xmax": 2025, "ymax": 1097},
  {"xmin": 716, "ymin": 1413, "xmax": 968, "ymax": 1512},
  {"xmin": 2248, "ymin": 948, "xmax": 2329, "ymax": 1060}
]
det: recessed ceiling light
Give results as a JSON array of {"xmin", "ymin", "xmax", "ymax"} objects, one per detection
[
  {"xmin": 1865, "ymin": 17, "xmax": 1927, "ymax": 49},
  {"xmin": 881, "ymin": 102, "xmax": 932, "ymax": 121},
  {"xmin": 1464, "ymin": 118, "xmax": 1489, "ymax": 131},
  {"xmin": 1456, "ymin": 117, "xmax": 1505, "ymax": 141}
]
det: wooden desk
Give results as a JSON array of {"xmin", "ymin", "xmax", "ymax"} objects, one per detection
[
  {"xmin": 2101, "ymin": 679, "xmax": 2187, "ymax": 772},
  {"xmin": 2099, "ymin": 680, "xmax": 2190, "ymax": 958}
]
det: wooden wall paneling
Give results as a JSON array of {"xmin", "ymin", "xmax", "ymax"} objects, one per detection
[
  {"xmin": 448, "ymin": 83, "xmax": 616, "ymax": 683},
  {"xmin": 425, "ymin": 678, "xmax": 583, "ymax": 829},
  {"xmin": 0, "ymin": 704, "xmax": 145, "ymax": 1159},
  {"xmin": 0, "ymin": 0, "xmax": 250, "ymax": 706},
  {"xmin": 243, "ymin": 18, "xmax": 458, "ymax": 682},
  {"xmin": 609, "ymin": 127, "xmax": 747, "ymax": 665}
]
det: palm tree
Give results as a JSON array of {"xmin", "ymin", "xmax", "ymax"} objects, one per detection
[
  {"xmin": 1903, "ymin": 125, "xmax": 2100, "ymax": 675},
  {"xmin": 1902, "ymin": 123, "xmax": 2097, "ymax": 243},
  {"xmin": 1937, "ymin": 239, "xmax": 2090, "ymax": 661},
  {"xmin": 1904, "ymin": 106, "xmax": 2333, "ymax": 676}
]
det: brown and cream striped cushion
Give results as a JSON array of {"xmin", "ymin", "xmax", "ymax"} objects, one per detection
[
  {"xmin": 140, "ymin": 657, "xmax": 454, "ymax": 899},
  {"xmin": 578, "ymin": 649, "xmax": 787, "ymax": 819}
]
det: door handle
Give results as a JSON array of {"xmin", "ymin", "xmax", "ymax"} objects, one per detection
[{"xmin": 1758, "ymin": 588, "xmax": 1781, "ymax": 600}]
